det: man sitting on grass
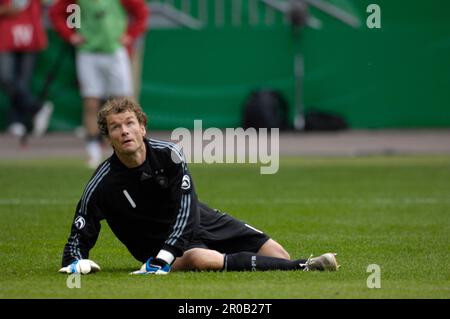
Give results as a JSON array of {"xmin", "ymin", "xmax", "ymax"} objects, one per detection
[{"xmin": 59, "ymin": 98, "xmax": 339, "ymax": 275}]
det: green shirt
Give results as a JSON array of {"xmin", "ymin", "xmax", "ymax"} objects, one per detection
[{"xmin": 78, "ymin": 0, "xmax": 127, "ymax": 53}]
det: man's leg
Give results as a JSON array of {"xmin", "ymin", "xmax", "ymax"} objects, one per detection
[
  {"xmin": 1, "ymin": 52, "xmax": 49, "ymax": 137},
  {"xmin": 172, "ymin": 248, "xmax": 224, "ymax": 271},
  {"xmin": 76, "ymin": 52, "xmax": 105, "ymax": 168},
  {"xmin": 172, "ymin": 247, "xmax": 305, "ymax": 272},
  {"xmin": 171, "ymin": 246, "xmax": 304, "ymax": 272},
  {"xmin": 181, "ymin": 204, "xmax": 338, "ymax": 272},
  {"xmin": 227, "ymin": 239, "xmax": 338, "ymax": 271},
  {"xmin": 224, "ymin": 252, "xmax": 306, "ymax": 271},
  {"xmin": 172, "ymin": 246, "xmax": 338, "ymax": 272},
  {"xmin": 84, "ymin": 97, "xmax": 101, "ymax": 137},
  {"xmin": 106, "ymin": 47, "xmax": 133, "ymax": 98},
  {"xmin": 0, "ymin": 52, "xmax": 23, "ymax": 135},
  {"xmin": 257, "ymin": 239, "xmax": 291, "ymax": 260},
  {"xmin": 83, "ymin": 97, "xmax": 103, "ymax": 168}
]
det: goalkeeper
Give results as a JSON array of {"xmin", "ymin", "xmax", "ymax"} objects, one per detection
[{"xmin": 59, "ymin": 98, "xmax": 338, "ymax": 275}]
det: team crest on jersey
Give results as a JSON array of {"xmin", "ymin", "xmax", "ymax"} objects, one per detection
[
  {"xmin": 74, "ymin": 216, "xmax": 86, "ymax": 230},
  {"xmin": 181, "ymin": 175, "xmax": 191, "ymax": 190}
]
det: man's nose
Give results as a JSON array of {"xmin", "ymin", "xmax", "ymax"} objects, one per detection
[{"xmin": 121, "ymin": 125, "xmax": 129, "ymax": 135}]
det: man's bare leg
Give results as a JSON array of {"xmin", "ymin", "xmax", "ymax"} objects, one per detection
[
  {"xmin": 172, "ymin": 248, "xmax": 224, "ymax": 271},
  {"xmin": 171, "ymin": 240, "xmax": 294, "ymax": 272},
  {"xmin": 84, "ymin": 97, "xmax": 102, "ymax": 168},
  {"xmin": 171, "ymin": 236, "xmax": 337, "ymax": 271},
  {"xmin": 83, "ymin": 97, "xmax": 101, "ymax": 137},
  {"xmin": 257, "ymin": 239, "xmax": 291, "ymax": 260}
]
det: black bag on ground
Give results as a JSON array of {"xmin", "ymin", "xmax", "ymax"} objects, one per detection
[
  {"xmin": 242, "ymin": 90, "xmax": 290, "ymax": 130},
  {"xmin": 304, "ymin": 109, "xmax": 348, "ymax": 131}
]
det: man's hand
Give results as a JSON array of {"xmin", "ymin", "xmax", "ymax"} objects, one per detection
[
  {"xmin": 69, "ymin": 33, "xmax": 85, "ymax": 46},
  {"xmin": 120, "ymin": 34, "xmax": 133, "ymax": 47},
  {"xmin": 58, "ymin": 259, "xmax": 101, "ymax": 274},
  {"xmin": 130, "ymin": 257, "xmax": 171, "ymax": 275}
]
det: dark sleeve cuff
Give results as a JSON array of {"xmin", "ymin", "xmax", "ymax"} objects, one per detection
[{"xmin": 161, "ymin": 244, "xmax": 183, "ymax": 259}]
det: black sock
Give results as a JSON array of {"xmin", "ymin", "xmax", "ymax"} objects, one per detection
[{"xmin": 223, "ymin": 252, "xmax": 308, "ymax": 271}]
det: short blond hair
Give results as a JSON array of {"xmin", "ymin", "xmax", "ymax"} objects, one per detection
[{"xmin": 97, "ymin": 98, "xmax": 148, "ymax": 137}]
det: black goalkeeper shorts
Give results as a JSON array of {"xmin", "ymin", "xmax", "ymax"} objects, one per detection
[{"xmin": 187, "ymin": 202, "xmax": 270, "ymax": 254}]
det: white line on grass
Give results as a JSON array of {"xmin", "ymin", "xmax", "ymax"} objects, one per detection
[
  {"xmin": 1, "ymin": 197, "xmax": 449, "ymax": 206},
  {"xmin": 0, "ymin": 199, "xmax": 78, "ymax": 205},
  {"xmin": 212, "ymin": 197, "xmax": 450, "ymax": 205}
]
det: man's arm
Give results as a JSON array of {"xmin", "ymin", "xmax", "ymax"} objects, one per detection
[
  {"xmin": 48, "ymin": 0, "xmax": 79, "ymax": 44},
  {"xmin": 61, "ymin": 200, "xmax": 102, "ymax": 267},
  {"xmin": 60, "ymin": 162, "xmax": 111, "ymax": 274},
  {"xmin": 157, "ymin": 145, "xmax": 201, "ymax": 268},
  {"xmin": 121, "ymin": 0, "xmax": 149, "ymax": 39},
  {"xmin": 132, "ymin": 144, "xmax": 199, "ymax": 275},
  {"xmin": 61, "ymin": 198, "xmax": 102, "ymax": 268},
  {"xmin": 158, "ymin": 172, "xmax": 198, "ymax": 264}
]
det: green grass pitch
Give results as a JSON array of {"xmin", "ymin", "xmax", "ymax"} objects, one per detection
[{"xmin": 0, "ymin": 156, "xmax": 449, "ymax": 298}]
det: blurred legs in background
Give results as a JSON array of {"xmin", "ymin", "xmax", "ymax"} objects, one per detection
[
  {"xmin": 76, "ymin": 48, "xmax": 133, "ymax": 168},
  {"xmin": 83, "ymin": 97, "xmax": 103, "ymax": 168},
  {"xmin": 0, "ymin": 52, "xmax": 53, "ymax": 138}
]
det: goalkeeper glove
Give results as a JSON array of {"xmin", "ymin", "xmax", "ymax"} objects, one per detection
[
  {"xmin": 58, "ymin": 259, "xmax": 101, "ymax": 274},
  {"xmin": 130, "ymin": 257, "xmax": 171, "ymax": 275}
]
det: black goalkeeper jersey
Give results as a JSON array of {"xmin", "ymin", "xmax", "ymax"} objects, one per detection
[{"xmin": 61, "ymin": 138, "xmax": 199, "ymax": 266}]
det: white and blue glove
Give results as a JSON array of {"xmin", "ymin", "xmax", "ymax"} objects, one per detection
[
  {"xmin": 130, "ymin": 257, "xmax": 171, "ymax": 275},
  {"xmin": 58, "ymin": 259, "xmax": 101, "ymax": 275}
]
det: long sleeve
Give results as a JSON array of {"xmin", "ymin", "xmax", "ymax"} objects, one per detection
[
  {"xmin": 120, "ymin": 0, "xmax": 149, "ymax": 40},
  {"xmin": 48, "ymin": 0, "xmax": 76, "ymax": 43},
  {"xmin": 61, "ymin": 162, "xmax": 110, "ymax": 267},
  {"xmin": 61, "ymin": 199, "xmax": 102, "ymax": 266},
  {"xmin": 159, "ymin": 147, "xmax": 199, "ymax": 259}
]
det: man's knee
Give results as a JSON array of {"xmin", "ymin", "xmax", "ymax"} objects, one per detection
[
  {"xmin": 173, "ymin": 248, "xmax": 224, "ymax": 271},
  {"xmin": 188, "ymin": 254, "xmax": 211, "ymax": 270},
  {"xmin": 257, "ymin": 239, "xmax": 291, "ymax": 260}
]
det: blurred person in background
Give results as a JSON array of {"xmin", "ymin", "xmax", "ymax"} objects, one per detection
[
  {"xmin": 49, "ymin": 0, "xmax": 149, "ymax": 168},
  {"xmin": 0, "ymin": 0, "xmax": 53, "ymax": 139}
]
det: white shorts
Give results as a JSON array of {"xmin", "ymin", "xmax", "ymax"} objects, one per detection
[{"xmin": 76, "ymin": 47, "xmax": 133, "ymax": 98}]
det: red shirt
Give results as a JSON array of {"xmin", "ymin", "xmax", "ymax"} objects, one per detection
[{"xmin": 0, "ymin": 0, "xmax": 48, "ymax": 52}]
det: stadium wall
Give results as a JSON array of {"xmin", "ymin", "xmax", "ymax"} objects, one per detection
[{"xmin": 0, "ymin": 0, "xmax": 448, "ymax": 131}]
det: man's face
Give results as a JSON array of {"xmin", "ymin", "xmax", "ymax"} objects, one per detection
[{"xmin": 106, "ymin": 111, "xmax": 146, "ymax": 155}]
